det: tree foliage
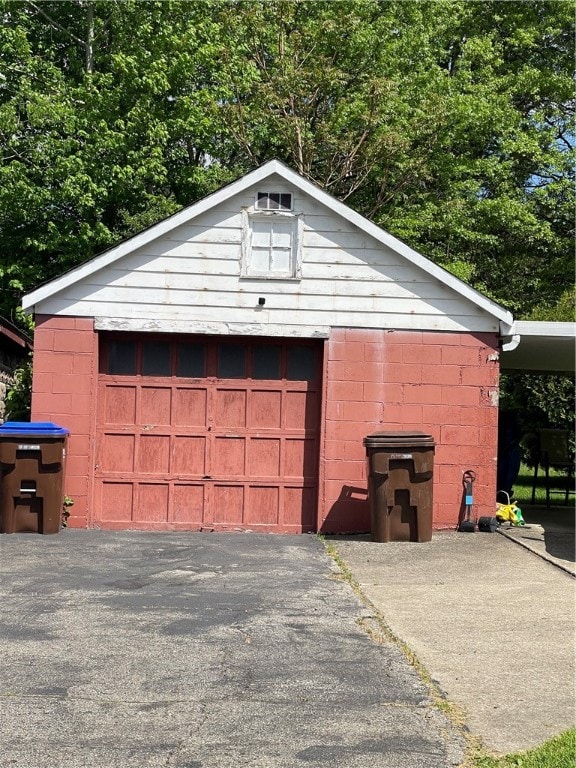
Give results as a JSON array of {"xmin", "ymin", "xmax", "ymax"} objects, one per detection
[{"xmin": 0, "ymin": 0, "xmax": 573, "ymax": 324}]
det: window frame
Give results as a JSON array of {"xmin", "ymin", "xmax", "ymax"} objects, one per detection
[{"xmin": 241, "ymin": 208, "xmax": 303, "ymax": 280}]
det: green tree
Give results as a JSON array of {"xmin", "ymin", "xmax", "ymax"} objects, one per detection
[{"xmin": 0, "ymin": 0, "xmax": 573, "ymax": 325}]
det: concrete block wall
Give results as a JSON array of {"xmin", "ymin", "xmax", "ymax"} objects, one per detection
[
  {"xmin": 319, "ymin": 328, "xmax": 500, "ymax": 532},
  {"xmin": 29, "ymin": 317, "xmax": 500, "ymax": 534},
  {"xmin": 31, "ymin": 315, "xmax": 97, "ymax": 528}
]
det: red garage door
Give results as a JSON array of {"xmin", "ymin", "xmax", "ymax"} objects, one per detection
[{"xmin": 94, "ymin": 335, "xmax": 322, "ymax": 532}]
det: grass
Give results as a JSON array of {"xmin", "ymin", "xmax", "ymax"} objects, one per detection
[
  {"xmin": 513, "ymin": 463, "xmax": 573, "ymax": 506},
  {"xmin": 470, "ymin": 728, "xmax": 576, "ymax": 768}
]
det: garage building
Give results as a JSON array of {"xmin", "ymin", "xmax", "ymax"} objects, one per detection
[{"xmin": 22, "ymin": 160, "xmax": 516, "ymax": 533}]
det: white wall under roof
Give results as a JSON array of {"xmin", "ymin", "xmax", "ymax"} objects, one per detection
[{"xmin": 29, "ymin": 175, "xmax": 500, "ymax": 337}]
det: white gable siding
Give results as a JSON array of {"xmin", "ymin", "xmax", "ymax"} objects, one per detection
[{"xmin": 32, "ymin": 176, "xmax": 499, "ymax": 334}]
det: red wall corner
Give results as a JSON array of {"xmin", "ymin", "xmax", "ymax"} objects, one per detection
[
  {"xmin": 319, "ymin": 328, "xmax": 500, "ymax": 534},
  {"xmin": 31, "ymin": 315, "xmax": 97, "ymax": 528}
]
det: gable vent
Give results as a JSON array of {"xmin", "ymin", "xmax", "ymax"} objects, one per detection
[{"xmin": 256, "ymin": 192, "xmax": 292, "ymax": 211}]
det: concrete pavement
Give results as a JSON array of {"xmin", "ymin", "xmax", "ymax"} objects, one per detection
[
  {"xmin": 0, "ymin": 530, "xmax": 465, "ymax": 768},
  {"xmin": 330, "ymin": 515, "xmax": 575, "ymax": 755}
]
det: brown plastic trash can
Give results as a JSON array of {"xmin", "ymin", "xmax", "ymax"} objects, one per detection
[
  {"xmin": 363, "ymin": 431, "xmax": 435, "ymax": 542},
  {"xmin": 0, "ymin": 422, "xmax": 69, "ymax": 535}
]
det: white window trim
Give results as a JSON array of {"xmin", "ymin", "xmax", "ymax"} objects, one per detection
[{"xmin": 241, "ymin": 209, "xmax": 303, "ymax": 280}]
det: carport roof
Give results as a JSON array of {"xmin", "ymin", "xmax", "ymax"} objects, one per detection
[{"xmin": 500, "ymin": 321, "xmax": 575, "ymax": 373}]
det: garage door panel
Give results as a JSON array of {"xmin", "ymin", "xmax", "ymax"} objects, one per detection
[
  {"xmin": 172, "ymin": 436, "xmax": 206, "ymax": 475},
  {"xmin": 248, "ymin": 438, "xmax": 281, "ymax": 477},
  {"xmin": 173, "ymin": 388, "xmax": 207, "ymax": 427},
  {"xmin": 284, "ymin": 486, "xmax": 316, "ymax": 528},
  {"xmin": 215, "ymin": 389, "xmax": 246, "ymax": 428},
  {"xmin": 104, "ymin": 386, "xmax": 136, "ymax": 424},
  {"xmin": 99, "ymin": 482, "xmax": 133, "ymax": 522},
  {"xmin": 138, "ymin": 435, "xmax": 170, "ymax": 474},
  {"xmin": 250, "ymin": 390, "xmax": 282, "ymax": 428},
  {"xmin": 285, "ymin": 438, "xmax": 318, "ymax": 479},
  {"xmin": 285, "ymin": 390, "xmax": 319, "ymax": 430},
  {"xmin": 173, "ymin": 484, "xmax": 205, "ymax": 523},
  {"xmin": 135, "ymin": 484, "xmax": 169, "ymax": 522},
  {"xmin": 212, "ymin": 485, "xmax": 244, "ymax": 524},
  {"xmin": 245, "ymin": 486, "xmax": 279, "ymax": 525},
  {"xmin": 100, "ymin": 434, "xmax": 135, "ymax": 472},
  {"xmin": 141, "ymin": 387, "xmax": 171, "ymax": 425},
  {"xmin": 213, "ymin": 437, "xmax": 246, "ymax": 475}
]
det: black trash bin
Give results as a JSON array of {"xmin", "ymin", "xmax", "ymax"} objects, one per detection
[
  {"xmin": 363, "ymin": 431, "xmax": 435, "ymax": 542},
  {"xmin": 0, "ymin": 422, "xmax": 69, "ymax": 534}
]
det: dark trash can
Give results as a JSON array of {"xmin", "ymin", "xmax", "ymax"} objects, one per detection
[
  {"xmin": 0, "ymin": 422, "xmax": 69, "ymax": 534},
  {"xmin": 363, "ymin": 431, "xmax": 435, "ymax": 543}
]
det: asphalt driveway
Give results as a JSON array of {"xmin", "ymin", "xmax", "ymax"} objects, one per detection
[{"xmin": 0, "ymin": 530, "xmax": 465, "ymax": 768}]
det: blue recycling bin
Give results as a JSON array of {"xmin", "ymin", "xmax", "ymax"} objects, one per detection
[{"xmin": 0, "ymin": 422, "xmax": 69, "ymax": 534}]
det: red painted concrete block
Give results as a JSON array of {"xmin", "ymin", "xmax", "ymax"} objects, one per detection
[
  {"xmin": 68, "ymin": 434, "xmax": 91, "ymax": 456},
  {"xmin": 384, "ymin": 363, "xmax": 423, "ymax": 385},
  {"xmin": 404, "ymin": 384, "xmax": 443, "ymax": 404},
  {"xmin": 383, "ymin": 344, "xmax": 403, "ymax": 363},
  {"xmin": 441, "ymin": 386, "xmax": 479, "ymax": 407},
  {"xmin": 422, "ymin": 332, "xmax": 462, "ymax": 346},
  {"xmin": 382, "ymin": 403, "xmax": 424, "ymax": 424},
  {"xmin": 53, "ymin": 330, "xmax": 96, "ymax": 354},
  {"xmin": 479, "ymin": 387, "xmax": 500, "ymax": 407},
  {"xmin": 329, "ymin": 421, "xmax": 373, "ymax": 442},
  {"xmin": 65, "ymin": 475, "xmax": 88, "ymax": 496},
  {"xmin": 344, "ymin": 328, "xmax": 383, "ymax": 343},
  {"xmin": 32, "ymin": 372, "xmax": 53, "ymax": 394},
  {"xmin": 440, "ymin": 425, "xmax": 479, "ymax": 446},
  {"xmin": 37, "ymin": 393, "xmax": 73, "ymax": 414},
  {"xmin": 402, "ymin": 345, "xmax": 442, "ymax": 365},
  {"xmin": 460, "ymin": 366, "xmax": 497, "ymax": 387},
  {"xmin": 441, "ymin": 346, "xmax": 481, "ymax": 366},
  {"xmin": 462, "ymin": 332, "xmax": 499, "ymax": 349},
  {"xmin": 34, "ymin": 353, "xmax": 74, "ymax": 375},
  {"xmin": 328, "ymin": 341, "xmax": 365, "ymax": 362},
  {"xmin": 51, "ymin": 414, "xmax": 91, "ymax": 436},
  {"xmin": 73, "ymin": 355, "xmax": 95, "ymax": 375},
  {"xmin": 329, "ymin": 380, "xmax": 366, "ymax": 402},
  {"xmin": 66, "ymin": 514, "xmax": 88, "ymax": 529},
  {"xmin": 363, "ymin": 343, "xmax": 386, "ymax": 362},
  {"xmin": 65, "ymin": 454, "xmax": 90, "ymax": 478},
  {"xmin": 435, "ymin": 444, "xmax": 472, "ymax": 466},
  {"xmin": 74, "ymin": 317, "xmax": 95, "ymax": 331},
  {"xmin": 325, "ymin": 439, "xmax": 367, "ymax": 462},
  {"xmin": 35, "ymin": 315, "xmax": 75, "ymax": 331},
  {"xmin": 52, "ymin": 373, "xmax": 93, "ymax": 395},
  {"xmin": 362, "ymin": 382, "xmax": 387, "ymax": 403},
  {"xmin": 33, "ymin": 329, "xmax": 55, "ymax": 352},
  {"xmin": 328, "ymin": 360, "xmax": 383, "ymax": 383},
  {"xmin": 422, "ymin": 404, "xmax": 462, "ymax": 426},
  {"xmin": 386, "ymin": 330, "xmax": 423, "ymax": 345},
  {"xmin": 329, "ymin": 328, "xmax": 347, "ymax": 343},
  {"xmin": 325, "ymin": 460, "xmax": 366, "ymax": 482},
  {"xmin": 71, "ymin": 394, "xmax": 92, "ymax": 416},
  {"xmin": 377, "ymin": 382, "xmax": 404, "ymax": 403},
  {"xmin": 421, "ymin": 365, "xmax": 461, "ymax": 386},
  {"xmin": 338, "ymin": 400, "xmax": 382, "ymax": 423}
]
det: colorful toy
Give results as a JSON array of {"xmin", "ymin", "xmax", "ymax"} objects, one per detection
[{"xmin": 495, "ymin": 491, "xmax": 526, "ymax": 527}]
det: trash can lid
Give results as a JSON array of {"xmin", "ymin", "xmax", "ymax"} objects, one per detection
[
  {"xmin": 363, "ymin": 431, "xmax": 435, "ymax": 448},
  {"xmin": 0, "ymin": 421, "xmax": 70, "ymax": 437}
]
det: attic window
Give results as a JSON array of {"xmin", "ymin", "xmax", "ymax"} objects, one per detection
[
  {"xmin": 256, "ymin": 192, "xmax": 292, "ymax": 211},
  {"xmin": 241, "ymin": 209, "xmax": 303, "ymax": 279}
]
